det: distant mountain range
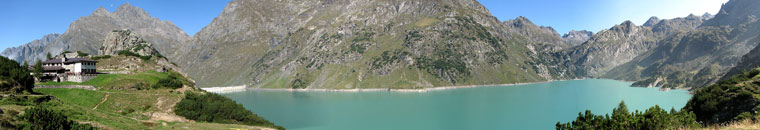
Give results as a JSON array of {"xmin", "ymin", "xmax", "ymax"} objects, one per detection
[{"xmin": 4, "ymin": 0, "xmax": 760, "ymax": 90}]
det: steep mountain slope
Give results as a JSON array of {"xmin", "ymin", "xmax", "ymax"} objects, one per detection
[
  {"xmin": 605, "ymin": 0, "xmax": 760, "ymax": 88},
  {"xmin": 1, "ymin": 3, "xmax": 189, "ymax": 64},
  {"xmin": 0, "ymin": 33, "xmax": 59, "ymax": 63},
  {"xmin": 535, "ymin": 14, "xmax": 710, "ymax": 80},
  {"xmin": 583, "ymin": 15, "xmax": 710, "ymax": 77},
  {"xmin": 174, "ymin": 0, "xmax": 554, "ymax": 88},
  {"xmin": 504, "ymin": 16, "xmax": 566, "ymax": 50},
  {"xmin": 723, "ymin": 38, "xmax": 760, "ymax": 80}
]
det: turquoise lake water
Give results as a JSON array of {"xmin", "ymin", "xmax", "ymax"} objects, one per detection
[{"xmin": 222, "ymin": 79, "xmax": 692, "ymax": 130}]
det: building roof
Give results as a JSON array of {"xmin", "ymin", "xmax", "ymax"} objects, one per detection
[
  {"xmin": 43, "ymin": 66, "xmax": 66, "ymax": 71},
  {"xmin": 42, "ymin": 58, "xmax": 96, "ymax": 64}
]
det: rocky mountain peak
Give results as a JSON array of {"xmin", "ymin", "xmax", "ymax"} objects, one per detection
[
  {"xmin": 91, "ymin": 7, "xmax": 110, "ymax": 16},
  {"xmin": 611, "ymin": 20, "xmax": 638, "ymax": 33},
  {"xmin": 643, "ymin": 16, "xmax": 661, "ymax": 26},
  {"xmin": 114, "ymin": 3, "xmax": 150, "ymax": 19},
  {"xmin": 506, "ymin": 16, "xmax": 537, "ymax": 27}
]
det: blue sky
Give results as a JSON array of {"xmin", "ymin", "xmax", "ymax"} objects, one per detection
[{"xmin": 0, "ymin": 0, "xmax": 727, "ymax": 51}]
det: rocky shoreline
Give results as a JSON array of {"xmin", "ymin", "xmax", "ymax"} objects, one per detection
[{"xmin": 200, "ymin": 79, "xmax": 582, "ymax": 94}]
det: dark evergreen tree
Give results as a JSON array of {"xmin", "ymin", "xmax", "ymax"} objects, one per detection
[{"xmin": 33, "ymin": 60, "xmax": 43, "ymax": 80}]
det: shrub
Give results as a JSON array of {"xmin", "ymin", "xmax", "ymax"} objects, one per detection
[
  {"xmin": 19, "ymin": 107, "xmax": 97, "ymax": 130},
  {"xmin": 90, "ymin": 55, "xmax": 111, "ymax": 60},
  {"xmin": 153, "ymin": 71, "xmax": 190, "ymax": 89},
  {"xmin": 76, "ymin": 51, "xmax": 89, "ymax": 57},
  {"xmin": 175, "ymin": 92, "xmax": 284, "ymax": 130},
  {"xmin": 117, "ymin": 50, "xmax": 151, "ymax": 61}
]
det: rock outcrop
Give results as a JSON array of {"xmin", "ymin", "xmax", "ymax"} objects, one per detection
[{"xmin": 99, "ymin": 29, "xmax": 158, "ymax": 56}]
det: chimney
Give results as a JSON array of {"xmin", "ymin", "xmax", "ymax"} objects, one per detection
[{"xmin": 62, "ymin": 55, "xmax": 67, "ymax": 63}]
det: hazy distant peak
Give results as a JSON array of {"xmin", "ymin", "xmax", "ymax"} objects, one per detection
[
  {"xmin": 562, "ymin": 30, "xmax": 593, "ymax": 38},
  {"xmin": 701, "ymin": 12, "xmax": 714, "ymax": 20},
  {"xmin": 644, "ymin": 16, "xmax": 661, "ymax": 27}
]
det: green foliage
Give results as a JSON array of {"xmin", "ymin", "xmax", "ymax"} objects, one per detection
[
  {"xmin": 370, "ymin": 50, "xmax": 408, "ymax": 69},
  {"xmin": 33, "ymin": 60, "xmax": 43, "ymax": 80},
  {"xmin": 76, "ymin": 51, "xmax": 89, "ymax": 57},
  {"xmin": 0, "ymin": 56, "xmax": 34, "ymax": 93},
  {"xmin": 0, "ymin": 95, "xmax": 52, "ymax": 106},
  {"xmin": 349, "ymin": 43, "xmax": 366, "ymax": 54},
  {"xmin": 291, "ymin": 78, "xmax": 309, "ymax": 89},
  {"xmin": 556, "ymin": 101, "xmax": 698, "ymax": 130},
  {"xmin": 174, "ymin": 92, "xmax": 284, "ymax": 130},
  {"xmin": 131, "ymin": 44, "xmax": 149, "ymax": 52},
  {"xmin": 406, "ymin": 30, "xmax": 423, "ymax": 41},
  {"xmin": 684, "ymin": 68, "xmax": 760, "ymax": 124},
  {"xmin": 153, "ymin": 71, "xmax": 188, "ymax": 89},
  {"xmin": 90, "ymin": 55, "xmax": 111, "ymax": 60},
  {"xmin": 46, "ymin": 52, "xmax": 52, "ymax": 60},
  {"xmin": 18, "ymin": 107, "xmax": 97, "ymax": 130},
  {"xmin": 36, "ymin": 71, "xmax": 171, "ymax": 90},
  {"xmin": 117, "ymin": 50, "xmax": 151, "ymax": 60},
  {"xmin": 351, "ymin": 32, "xmax": 374, "ymax": 42},
  {"xmin": 413, "ymin": 45, "xmax": 470, "ymax": 83}
]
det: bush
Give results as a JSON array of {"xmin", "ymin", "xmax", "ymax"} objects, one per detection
[
  {"xmin": 117, "ymin": 50, "xmax": 151, "ymax": 61},
  {"xmin": 153, "ymin": 71, "xmax": 191, "ymax": 89},
  {"xmin": 175, "ymin": 92, "xmax": 284, "ymax": 130},
  {"xmin": 76, "ymin": 51, "xmax": 89, "ymax": 57},
  {"xmin": 154, "ymin": 73, "xmax": 183, "ymax": 89},
  {"xmin": 19, "ymin": 107, "xmax": 97, "ymax": 130},
  {"xmin": 684, "ymin": 68, "xmax": 760, "ymax": 124},
  {"xmin": 90, "ymin": 55, "xmax": 111, "ymax": 60}
]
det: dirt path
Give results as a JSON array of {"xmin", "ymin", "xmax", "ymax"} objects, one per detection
[
  {"xmin": 149, "ymin": 86, "xmax": 191, "ymax": 122},
  {"xmin": 92, "ymin": 94, "xmax": 109, "ymax": 110}
]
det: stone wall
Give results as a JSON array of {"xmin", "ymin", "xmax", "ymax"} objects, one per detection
[
  {"xmin": 65, "ymin": 75, "xmax": 98, "ymax": 83},
  {"xmin": 35, "ymin": 85, "xmax": 97, "ymax": 90}
]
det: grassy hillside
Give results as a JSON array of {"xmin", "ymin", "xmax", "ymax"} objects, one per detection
[{"xmin": 0, "ymin": 55, "xmax": 281, "ymax": 129}]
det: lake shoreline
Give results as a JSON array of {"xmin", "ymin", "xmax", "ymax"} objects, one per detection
[{"xmin": 202, "ymin": 79, "xmax": 591, "ymax": 93}]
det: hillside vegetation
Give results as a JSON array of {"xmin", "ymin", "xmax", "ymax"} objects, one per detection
[
  {"xmin": 0, "ymin": 54, "xmax": 281, "ymax": 129},
  {"xmin": 558, "ymin": 67, "xmax": 760, "ymax": 129}
]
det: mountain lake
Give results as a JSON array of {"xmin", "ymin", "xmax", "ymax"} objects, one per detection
[{"xmin": 221, "ymin": 79, "xmax": 692, "ymax": 130}]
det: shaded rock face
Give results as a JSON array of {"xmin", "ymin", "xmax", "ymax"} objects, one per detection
[
  {"xmin": 535, "ymin": 13, "xmax": 710, "ymax": 81},
  {"xmin": 0, "ymin": 33, "xmax": 60, "ymax": 62},
  {"xmin": 604, "ymin": 0, "xmax": 760, "ymax": 88},
  {"xmin": 561, "ymin": 30, "xmax": 593, "ymax": 47},
  {"xmin": 99, "ymin": 30, "xmax": 157, "ymax": 56},
  {"xmin": 1, "ymin": 3, "xmax": 188, "ymax": 64}
]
